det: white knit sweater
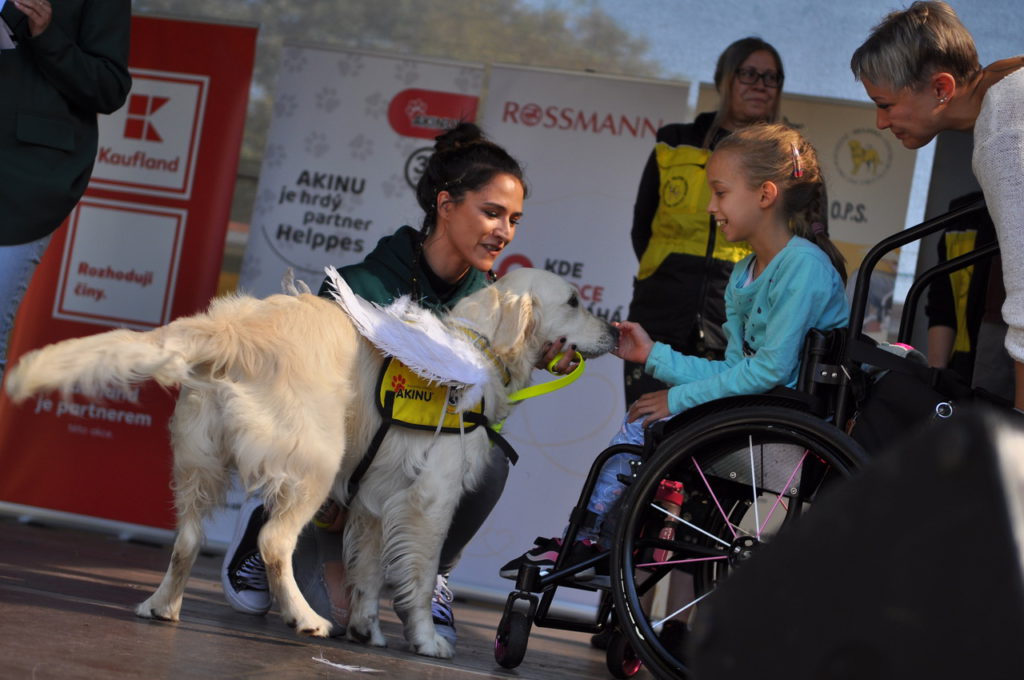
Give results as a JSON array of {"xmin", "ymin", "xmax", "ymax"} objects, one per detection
[{"xmin": 973, "ymin": 65, "xmax": 1024, "ymax": 363}]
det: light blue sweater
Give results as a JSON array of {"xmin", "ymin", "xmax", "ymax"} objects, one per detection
[{"xmin": 646, "ymin": 236, "xmax": 849, "ymax": 414}]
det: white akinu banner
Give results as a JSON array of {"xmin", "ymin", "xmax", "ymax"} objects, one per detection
[{"xmin": 239, "ymin": 46, "xmax": 484, "ymax": 297}]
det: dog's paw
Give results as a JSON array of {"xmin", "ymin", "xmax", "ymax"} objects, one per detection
[
  {"xmin": 347, "ymin": 619, "xmax": 387, "ymax": 648},
  {"xmin": 413, "ymin": 634, "xmax": 454, "ymax": 659},
  {"xmin": 134, "ymin": 598, "xmax": 180, "ymax": 622},
  {"xmin": 285, "ymin": 611, "xmax": 334, "ymax": 638}
]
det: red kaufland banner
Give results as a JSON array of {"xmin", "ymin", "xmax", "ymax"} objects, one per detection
[{"xmin": 0, "ymin": 16, "xmax": 257, "ymax": 529}]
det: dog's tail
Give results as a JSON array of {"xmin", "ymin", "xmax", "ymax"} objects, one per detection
[{"xmin": 4, "ymin": 327, "xmax": 188, "ymax": 404}]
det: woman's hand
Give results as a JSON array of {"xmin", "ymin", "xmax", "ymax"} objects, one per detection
[
  {"xmin": 537, "ymin": 336, "xmax": 579, "ymax": 374},
  {"xmin": 613, "ymin": 321, "xmax": 654, "ymax": 365},
  {"xmin": 627, "ymin": 390, "xmax": 671, "ymax": 427},
  {"xmin": 313, "ymin": 499, "xmax": 347, "ymax": 533},
  {"xmin": 13, "ymin": 0, "xmax": 52, "ymax": 37}
]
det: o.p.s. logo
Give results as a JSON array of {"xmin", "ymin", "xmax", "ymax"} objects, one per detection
[
  {"xmin": 92, "ymin": 68, "xmax": 208, "ymax": 199},
  {"xmin": 833, "ymin": 128, "xmax": 892, "ymax": 185}
]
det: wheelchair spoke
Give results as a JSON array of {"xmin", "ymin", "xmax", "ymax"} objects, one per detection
[
  {"xmin": 654, "ymin": 589, "xmax": 713, "ymax": 629},
  {"xmin": 650, "ymin": 501, "xmax": 731, "ymax": 548},
  {"xmin": 635, "ymin": 555, "xmax": 728, "ymax": 569},
  {"xmin": 748, "ymin": 435, "xmax": 761, "ymax": 540},
  {"xmin": 758, "ymin": 448, "xmax": 809, "ymax": 535},
  {"xmin": 692, "ymin": 456, "xmax": 739, "ymax": 540}
]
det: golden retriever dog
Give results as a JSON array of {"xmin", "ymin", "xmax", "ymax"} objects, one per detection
[{"xmin": 4, "ymin": 267, "xmax": 616, "ymax": 659}]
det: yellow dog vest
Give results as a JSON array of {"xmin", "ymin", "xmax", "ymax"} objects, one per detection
[{"xmin": 376, "ymin": 357, "xmax": 485, "ymax": 432}]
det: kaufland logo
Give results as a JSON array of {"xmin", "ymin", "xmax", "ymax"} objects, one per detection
[
  {"xmin": 92, "ymin": 68, "xmax": 209, "ymax": 199},
  {"xmin": 124, "ymin": 94, "xmax": 168, "ymax": 141},
  {"xmin": 502, "ymin": 101, "xmax": 662, "ymax": 138}
]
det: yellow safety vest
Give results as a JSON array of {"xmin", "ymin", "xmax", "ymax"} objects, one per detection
[
  {"xmin": 637, "ymin": 142, "xmax": 749, "ymax": 281},
  {"xmin": 943, "ymin": 230, "xmax": 978, "ymax": 354}
]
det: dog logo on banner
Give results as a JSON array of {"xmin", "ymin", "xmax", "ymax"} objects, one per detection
[{"xmin": 834, "ymin": 128, "xmax": 892, "ymax": 185}]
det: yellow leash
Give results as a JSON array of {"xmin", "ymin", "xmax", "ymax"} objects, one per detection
[{"xmin": 491, "ymin": 351, "xmax": 585, "ymax": 433}]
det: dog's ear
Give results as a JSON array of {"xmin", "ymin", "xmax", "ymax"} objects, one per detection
[
  {"xmin": 489, "ymin": 289, "xmax": 537, "ymax": 356},
  {"xmin": 454, "ymin": 286, "xmax": 538, "ymax": 358}
]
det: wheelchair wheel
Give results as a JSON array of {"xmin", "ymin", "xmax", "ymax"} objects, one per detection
[
  {"xmin": 494, "ymin": 610, "xmax": 531, "ymax": 669},
  {"xmin": 606, "ymin": 630, "xmax": 643, "ymax": 678},
  {"xmin": 609, "ymin": 405, "xmax": 866, "ymax": 679}
]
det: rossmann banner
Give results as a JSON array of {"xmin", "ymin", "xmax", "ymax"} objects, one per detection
[
  {"xmin": 460, "ymin": 64, "xmax": 690, "ymax": 605},
  {"xmin": 238, "ymin": 46, "xmax": 484, "ymax": 297},
  {"xmin": 0, "ymin": 16, "xmax": 257, "ymax": 530}
]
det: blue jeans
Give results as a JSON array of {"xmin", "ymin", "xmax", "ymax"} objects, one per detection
[
  {"xmin": 0, "ymin": 235, "xmax": 53, "ymax": 380},
  {"xmin": 582, "ymin": 415, "xmax": 650, "ymax": 548}
]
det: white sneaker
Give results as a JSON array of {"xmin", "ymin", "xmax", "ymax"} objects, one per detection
[{"xmin": 431, "ymin": 574, "xmax": 456, "ymax": 646}]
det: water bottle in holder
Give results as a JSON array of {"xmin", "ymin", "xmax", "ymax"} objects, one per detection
[{"xmin": 649, "ymin": 479, "xmax": 685, "ymax": 564}]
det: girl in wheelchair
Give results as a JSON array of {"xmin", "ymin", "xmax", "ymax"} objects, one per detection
[{"xmin": 501, "ymin": 122, "xmax": 851, "ymax": 578}]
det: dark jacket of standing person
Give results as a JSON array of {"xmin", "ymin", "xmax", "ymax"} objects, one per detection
[{"xmin": 0, "ymin": 0, "xmax": 132, "ymax": 246}]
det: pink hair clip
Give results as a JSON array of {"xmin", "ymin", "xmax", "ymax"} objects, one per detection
[{"xmin": 791, "ymin": 143, "xmax": 803, "ymax": 178}]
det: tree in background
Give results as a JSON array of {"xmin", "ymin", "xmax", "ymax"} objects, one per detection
[{"xmin": 131, "ymin": 0, "xmax": 659, "ymax": 166}]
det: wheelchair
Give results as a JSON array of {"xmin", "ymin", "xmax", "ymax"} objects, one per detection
[{"xmin": 494, "ymin": 197, "xmax": 997, "ymax": 679}]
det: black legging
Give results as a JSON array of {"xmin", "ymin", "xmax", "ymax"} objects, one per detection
[{"xmin": 438, "ymin": 444, "xmax": 510, "ymax": 575}]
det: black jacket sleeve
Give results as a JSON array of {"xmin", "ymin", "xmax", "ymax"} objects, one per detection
[
  {"xmin": 22, "ymin": 0, "xmax": 132, "ymax": 114},
  {"xmin": 925, "ymin": 233, "xmax": 957, "ymax": 329},
  {"xmin": 631, "ymin": 148, "xmax": 659, "ymax": 261}
]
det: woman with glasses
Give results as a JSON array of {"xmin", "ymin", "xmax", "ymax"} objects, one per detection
[
  {"xmin": 623, "ymin": 36, "xmax": 785, "ymax": 410},
  {"xmin": 851, "ymin": 1, "xmax": 1023, "ymax": 412}
]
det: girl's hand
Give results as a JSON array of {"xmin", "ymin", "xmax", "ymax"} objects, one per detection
[
  {"xmin": 627, "ymin": 390, "xmax": 671, "ymax": 427},
  {"xmin": 613, "ymin": 321, "xmax": 654, "ymax": 364},
  {"xmin": 13, "ymin": 0, "xmax": 52, "ymax": 37}
]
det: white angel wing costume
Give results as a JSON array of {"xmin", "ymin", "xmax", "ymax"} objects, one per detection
[{"xmin": 322, "ymin": 266, "xmax": 490, "ymax": 409}]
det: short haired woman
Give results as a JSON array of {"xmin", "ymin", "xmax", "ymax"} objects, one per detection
[{"xmin": 851, "ymin": 1, "xmax": 1024, "ymax": 411}]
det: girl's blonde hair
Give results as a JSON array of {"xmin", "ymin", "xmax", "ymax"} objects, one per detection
[{"xmin": 714, "ymin": 122, "xmax": 847, "ymax": 283}]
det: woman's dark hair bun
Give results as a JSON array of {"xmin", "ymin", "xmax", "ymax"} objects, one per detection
[
  {"xmin": 433, "ymin": 121, "xmax": 484, "ymax": 153},
  {"xmin": 414, "ymin": 121, "xmax": 526, "ymax": 235}
]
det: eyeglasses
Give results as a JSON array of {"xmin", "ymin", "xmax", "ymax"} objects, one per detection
[{"xmin": 734, "ymin": 67, "xmax": 783, "ymax": 89}]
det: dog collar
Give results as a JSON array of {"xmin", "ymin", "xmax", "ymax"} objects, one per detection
[{"xmin": 455, "ymin": 326, "xmax": 511, "ymax": 387}]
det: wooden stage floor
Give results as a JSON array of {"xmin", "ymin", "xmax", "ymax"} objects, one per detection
[{"xmin": 0, "ymin": 516, "xmax": 620, "ymax": 679}]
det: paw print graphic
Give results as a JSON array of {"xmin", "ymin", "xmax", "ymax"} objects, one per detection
[
  {"xmin": 253, "ymin": 188, "xmax": 276, "ymax": 216},
  {"xmin": 391, "ymin": 375, "xmax": 406, "ymax": 392},
  {"xmin": 454, "ymin": 68, "xmax": 482, "ymax": 93},
  {"xmin": 395, "ymin": 60, "xmax": 420, "ymax": 86},
  {"xmin": 350, "ymin": 133, "xmax": 374, "ymax": 161},
  {"xmin": 282, "ymin": 48, "xmax": 308, "ymax": 74},
  {"xmin": 337, "ymin": 54, "xmax": 365, "ymax": 79},
  {"xmin": 263, "ymin": 143, "xmax": 287, "ymax": 169},
  {"xmin": 364, "ymin": 91, "xmax": 387, "ymax": 119},
  {"xmin": 305, "ymin": 131, "xmax": 329, "ymax": 158},
  {"xmin": 315, "ymin": 87, "xmax": 340, "ymax": 114},
  {"xmin": 274, "ymin": 94, "xmax": 298, "ymax": 119},
  {"xmin": 405, "ymin": 99, "xmax": 427, "ymax": 121}
]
